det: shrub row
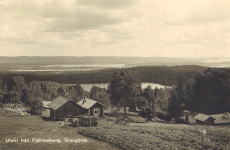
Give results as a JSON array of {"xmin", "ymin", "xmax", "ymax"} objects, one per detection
[
  {"xmin": 78, "ymin": 116, "xmax": 98, "ymax": 127},
  {"xmin": 155, "ymin": 110, "xmax": 171, "ymax": 121}
]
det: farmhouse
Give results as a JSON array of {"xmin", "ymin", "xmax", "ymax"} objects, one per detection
[
  {"xmin": 194, "ymin": 113, "xmax": 215, "ymax": 125},
  {"xmin": 41, "ymin": 96, "xmax": 104, "ymax": 120},
  {"xmin": 77, "ymin": 98, "xmax": 104, "ymax": 117},
  {"xmin": 47, "ymin": 96, "xmax": 82, "ymax": 120}
]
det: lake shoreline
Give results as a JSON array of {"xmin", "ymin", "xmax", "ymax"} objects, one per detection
[{"xmin": 80, "ymin": 82, "xmax": 172, "ymax": 91}]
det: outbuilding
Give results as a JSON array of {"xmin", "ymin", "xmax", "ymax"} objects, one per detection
[
  {"xmin": 194, "ymin": 113, "xmax": 215, "ymax": 125},
  {"xmin": 41, "ymin": 101, "xmax": 52, "ymax": 118},
  {"xmin": 210, "ymin": 113, "xmax": 230, "ymax": 126},
  {"xmin": 47, "ymin": 96, "xmax": 82, "ymax": 120},
  {"xmin": 77, "ymin": 98, "xmax": 104, "ymax": 117}
]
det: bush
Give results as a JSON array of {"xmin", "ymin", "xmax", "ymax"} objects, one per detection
[
  {"xmin": 115, "ymin": 114, "xmax": 135, "ymax": 124},
  {"xmin": 109, "ymin": 110, "xmax": 120, "ymax": 118},
  {"xmin": 174, "ymin": 118, "xmax": 185, "ymax": 124},
  {"xmin": 185, "ymin": 113, "xmax": 190, "ymax": 124},
  {"xmin": 28, "ymin": 98, "xmax": 43, "ymax": 115},
  {"xmin": 155, "ymin": 110, "xmax": 171, "ymax": 121},
  {"xmin": 70, "ymin": 118, "xmax": 80, "ymax": 127},
  {"xmin": 79, "ymin": 116, "xmax": 98, "ymax": 127},
  {"xmin": 139, "ymin": 106, "xmax": 155, "ymax": 121}
]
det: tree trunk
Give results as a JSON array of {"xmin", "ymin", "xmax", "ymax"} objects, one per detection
[{"xmin": 124, "ymin": 106, "xmax": 126, "ymax": 114}]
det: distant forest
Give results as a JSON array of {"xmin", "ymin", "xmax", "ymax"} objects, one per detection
[
  {"xmin": 0, "ymin": 65, "xmax": 206, "ymax": 86},
  {"xmin": 1, "ymin": 65, "xmax": 230, "ymax": 116}
]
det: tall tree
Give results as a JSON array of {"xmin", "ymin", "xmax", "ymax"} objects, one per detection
[
  {"xmin": 58, "ymin": 87, "xmax": 66, "ymax": 97},
  {"xmin": 191, "ymin": 68, "xmax": 230, "ymax": 114},
  {"xmin": 12, "ymin": 76, "xmax": 27, "ymax": 92},
  {"xmin": 107, "ymin": 70, "xmax": 142, "ymax": 113},
  {"xmin": 75, "ymin": 83, "xmax": 85, "ymax": 100},
  {"xmin": 28, "ymin": 97, "xmax": 43, "ymax": 115},
  {"xmin": 143, "ymin": 85, "xmax": 154, "ymax": 103},
  {"xmin": 167, "ymin": 88, "xmax": 182, "ymax": 120},
  {"xmin": 154, "ymin": 87, "xmax": 171, "ymax": 111},
  {"xmin": 12, "ymin": 76, "xmax": 28, "ymax": 103},
  {"xmin": 90, "ymin": 86, "xmax": 110, "ymax": 106},
  {"xmin": 176, "ymin": 77, "xmax": 186, "ymax": 106},
  {"xmin": 67, "ymin": 84, "xmax": 85, "ymax": 102},
  {"xmin": 142, "ymin": 85, "xmax": 155, "ymax": 118}
]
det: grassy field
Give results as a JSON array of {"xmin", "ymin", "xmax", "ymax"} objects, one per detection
[
  {"xmin": 0, "ymin": 115, "xmax": 121, "ymax": 150},
  {"xmin": 2, "ymin": 114, "xmax": 230, "ymax": 150},
  {"xmin": 78, "ymin": 119, "xmax": 230, "ymax": 150}
]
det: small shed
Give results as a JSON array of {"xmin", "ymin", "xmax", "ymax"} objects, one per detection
[
  {"xmin": 210, "ymin": 113, "xmax": 230, "ymax": 126},
  {"xmin": 41, "ymin": 101, "xmax": 52, "ymax": 118},
  {"xmin": 77, "ymin": 98, "xmax": 104, "ymax": 117},
  {"xmin": 47, "ymin": 96, "xmax": 81, "ymax": 120},
  {"xmin": 194, "ymin": 113, "xmax": 215, "ymax": 125}
]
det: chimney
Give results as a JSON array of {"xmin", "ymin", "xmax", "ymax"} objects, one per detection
[{"xmin": 82, "ymin": 97, "xmax": 86, "ymax": 104}]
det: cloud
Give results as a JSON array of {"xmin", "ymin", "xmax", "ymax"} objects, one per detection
[
  {"xmin": 0, "ymin": 0, "xmax": 229, "ymax": 58},
  {"xmin": 162, "ymin": 0, "xmax": 230, "ymax": 26},
  {"xmin": 47, "ymin": 12, "xmax": 122, "ymax": 32},
  {"xmin": 77, "ymin": 0, "xmax": 136, "ymax": 9}
]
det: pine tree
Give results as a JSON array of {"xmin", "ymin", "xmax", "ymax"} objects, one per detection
[{"xmin": 167, "ymin": 88, "xmax": 182, "ymax": 121}]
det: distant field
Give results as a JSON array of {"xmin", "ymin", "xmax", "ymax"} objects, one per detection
[
  {"xmin": 0, "ymin": 115, "xmax": 120, "ymax": 150},
  {"xmin": 79, "ymin": 119, "xmax": 230, "ymax": 150}
]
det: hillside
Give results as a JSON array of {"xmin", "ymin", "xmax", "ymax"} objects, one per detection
[
  {"xmin": 0, "ymin": 115, "xmax": 120, "ymax": 150},
  {"xmin": 79, "ymin": 118, "xmax": 230, "ymax": 150}
]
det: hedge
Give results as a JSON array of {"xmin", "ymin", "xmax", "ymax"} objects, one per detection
[{"xmin": 78, "ymin": 116, "xmax": 98, "ymax": 127}]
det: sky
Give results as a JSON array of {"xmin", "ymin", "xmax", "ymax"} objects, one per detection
[{"xmin": 0, "ymin": 0, "xmax": 230, "ymax": 58}]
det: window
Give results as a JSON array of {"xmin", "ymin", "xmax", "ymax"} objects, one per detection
[{"xmin": 93, "ymin": 108, "xmax": 100, "ymax": 116}]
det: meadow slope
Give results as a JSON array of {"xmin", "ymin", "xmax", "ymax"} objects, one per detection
[
  {"xmin": 0, "ymin": 115, "xmax": 120, "ymax": 150},
  {"xmin": 79, "ymin": 119, "xmax": 230, "ymax": 150}
]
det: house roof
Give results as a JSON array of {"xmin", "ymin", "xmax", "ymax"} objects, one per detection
[
  {"xmin": 47, "ymin": 96, "xmax": 72, "ymax": 110},
  {"xmin": 194, "ymin": 113, "xmax": 215, "ymax": 122},
  {"xmin": 77, "ymin": 98, "xmax": 103, "ymax": 109},
  {"xmin": 210, "ymin": 113, "xmax": 230, "ymax": 124},
  {"xmin": 42, "ymin": 101, "xmax": 52, "ymax": 108}
]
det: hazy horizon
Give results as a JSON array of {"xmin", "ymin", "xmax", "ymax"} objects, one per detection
[{"xmin": 0, "ymin": 56, "xmax": 230, "ymax": 71}]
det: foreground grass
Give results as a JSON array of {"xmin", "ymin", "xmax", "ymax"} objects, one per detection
[
  {"xmin": 78, "ymin": 119, "xmax": 230, "ymax": 150},
  {"xmin": 0, "ymin": 115, "xmax": 120, "ymax": 150}
]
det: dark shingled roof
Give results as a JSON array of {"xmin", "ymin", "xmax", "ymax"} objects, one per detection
[
  {"xmin": 77, "ymin": 98, "xmax": 103, "ymax": 109},
  {"xmin": 47, "ymin": 96, "xmax": 71, "ymax": 110}
]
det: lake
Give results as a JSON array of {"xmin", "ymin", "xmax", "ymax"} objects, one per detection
[{"xmin": 81, "ymin": 82, "xmax": 171, "ymax": 91}]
